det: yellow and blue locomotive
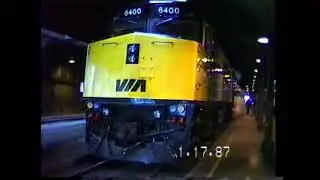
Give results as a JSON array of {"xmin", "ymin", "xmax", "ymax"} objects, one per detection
[{"xmin": 82, "ymin": 0, "xmax": 234, "ymax": 163}]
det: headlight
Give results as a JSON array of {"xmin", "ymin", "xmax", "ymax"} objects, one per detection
[
  {"xmin": 177, "ymin": 104, "xmax": 185, "ymax": 113},
  {"xmin": 153, "ymin": 110, "xmax": 161, "ymax": 118},
  {"xmin": 103, "ymin": 108, "xmax": 109, "ymax": 116},
  {"xmin": 169, "ymin": 104, "xmax": 186, "ymax": 116},
  {"xmin": 94, "ymin": 103, "xmax": 100, "ymax": 109},
  {"xmin": 87, "ymin": 102, "xmax": 93, "ymax": 109},
  {"xmin": 169, "ymin": 105, "xmax": 177, "ymax": 113}
]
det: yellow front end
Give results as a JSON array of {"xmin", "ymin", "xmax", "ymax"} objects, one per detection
[{"xmin": 83, "ymin": 32, "xmax": 208, "ymax": 101}]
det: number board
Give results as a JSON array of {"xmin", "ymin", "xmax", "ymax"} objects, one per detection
[
  {"xmin": 120, "ymin": 7, "xmax": 147, "ymax": 19},
  {"xmin": 155, "ymin": 4, "xmax": 182, "ymax": 17}
]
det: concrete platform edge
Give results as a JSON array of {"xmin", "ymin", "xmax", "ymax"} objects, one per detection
[{"xmin": 41, "ymin": 114, "xmax": 85, "ymax": 124}]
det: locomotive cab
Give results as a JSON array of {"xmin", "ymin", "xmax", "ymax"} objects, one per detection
[{"xmin": 111, "ymin": 1, "xmax": 202, "ymax": 42}]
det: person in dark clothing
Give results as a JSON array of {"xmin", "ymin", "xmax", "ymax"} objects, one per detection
[{"xmin": 245, "ymin": 98, "xmax": 253, "ymax": 115}]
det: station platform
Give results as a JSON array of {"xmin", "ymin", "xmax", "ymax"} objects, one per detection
[
  {"xmin": 41, "ymin": 113, "xmax": 85, "ymax": 123},
  {"xmin": 210, "ymin": 103, "xmax": 275, "ymax": 179}
]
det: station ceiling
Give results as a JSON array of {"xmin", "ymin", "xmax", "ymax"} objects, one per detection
[{"xmin": 42, "ymin": 0, "xmax": 274, "ymax": 87}]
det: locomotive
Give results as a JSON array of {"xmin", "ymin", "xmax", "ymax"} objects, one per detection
[{"xmin": 82, "ymin": 0, "xmax": 234, "ymax": 164}]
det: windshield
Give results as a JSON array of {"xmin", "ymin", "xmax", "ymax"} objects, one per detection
[
  {"xmin": 149, "ymin": 17, "xmax": 200, "ymax": 42},
  {"xmin": 111, "ymin": 18, "xmax": 147, "ymax": 37}
]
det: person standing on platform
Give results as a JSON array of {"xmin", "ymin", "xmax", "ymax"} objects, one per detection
[{"xmin": 245, "ymin": 98, "xmax": 253, "ymax": 115}]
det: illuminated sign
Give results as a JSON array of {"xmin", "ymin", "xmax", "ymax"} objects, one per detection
[
  {"xmin": 155, "ymin": 5, "xmax": 182, "ymax": 17},
  {"xmin": 124, "ymin": 8, "xmax": 142, "ymax": 17},
  {"xmin": 119, "ymin": 7, "xmax": 148, "ymax": 19},
  {"xmin": 157, "ymin": 6, "xmax": 180, "ymax": 15},
  {"xmin": 126, "ymin": 44, "xmax": 140, "ymax": 64}
]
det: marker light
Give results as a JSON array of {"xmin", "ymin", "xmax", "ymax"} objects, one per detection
[
  {"xmin": 169, "ymin": 105, "xmax": 177, "ymax": 113},
  {"xmin": 177, "ymin": 104, "xmax": 185, "ymax": 113},
  {"xmin": 87, "ymin": 102, "xmax": 93, "ymax": 109},
  {"xmin": 94, "ymin": 103, "xmax": 100, "ymax": 109},
  {"xmin": 153, "ymin": 110, "xmax": 161, "ymax": 118},
  {"xmin": 103, "ymin": 108, "xmax": 109, "ymax": 116}
]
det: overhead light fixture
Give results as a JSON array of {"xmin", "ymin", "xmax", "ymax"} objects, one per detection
[
  {"xmin": 254, "ymin": 75, "xmax": 257, "ymax": 78},
  {"xmin": 256, "ymin": 59, "xmax": 261, "ymax": 63},
  {"xmin": 254, "ymin": 69, "xmax": 258, "ymax": 73},
  {"xmin": 69, "ymin": 59, "xmax": 75, "ymax": 64},
  {"xmin": 213, "ymin": 68, "xmax": 223, "ymax": 72},
  {"xmin": 257, "ymin": 37, "xmax": 269, "ymax": 44}
]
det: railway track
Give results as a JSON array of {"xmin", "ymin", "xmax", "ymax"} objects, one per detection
[
  {"xmin": 46, "ymin": 131, "xmax": 229, "ymax": 179},
  {"xmin": 45, "ymin": 154, "xmax": 108, "ymax": 178},
  {"xmin": 43, "ymin": 117, "xmax": 277, "ymax": 180},
  {"xmin": 44, "ymin": 121, "xmax": 231, "ymax": 179},
  {"xmin": 72, "ymin": 160, "xmax": 196, "ymax": 180}
]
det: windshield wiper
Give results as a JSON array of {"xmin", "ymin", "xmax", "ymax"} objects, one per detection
[
  {"xmin": 127, "ymin": 20, "xmax": 137, "ymax": 24},
  {"xmin": 156, "ymin": 18, "xmax": 174, "ymax": 26}
]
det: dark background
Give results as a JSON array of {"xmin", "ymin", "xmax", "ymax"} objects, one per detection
[
  {"xmin": 41, "ymin": 0, "xmax": 274, "ymax": 115},
  {"xmin": 42, "ymin": 0, "xmax": 274, "ymax": 87}
]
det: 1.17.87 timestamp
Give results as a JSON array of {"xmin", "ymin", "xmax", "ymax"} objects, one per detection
[{"xmin": 178, "ymin": 146, "xmax": 230, "ymax": 158}]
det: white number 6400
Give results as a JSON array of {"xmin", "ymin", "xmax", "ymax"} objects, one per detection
[
  {"xmin": 158, "ymin": 7, "xmax": 180, "ymax": 15},
  {"xmin": 124, "ymin": 8, "xmax": 142, "ymax": 16}
]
